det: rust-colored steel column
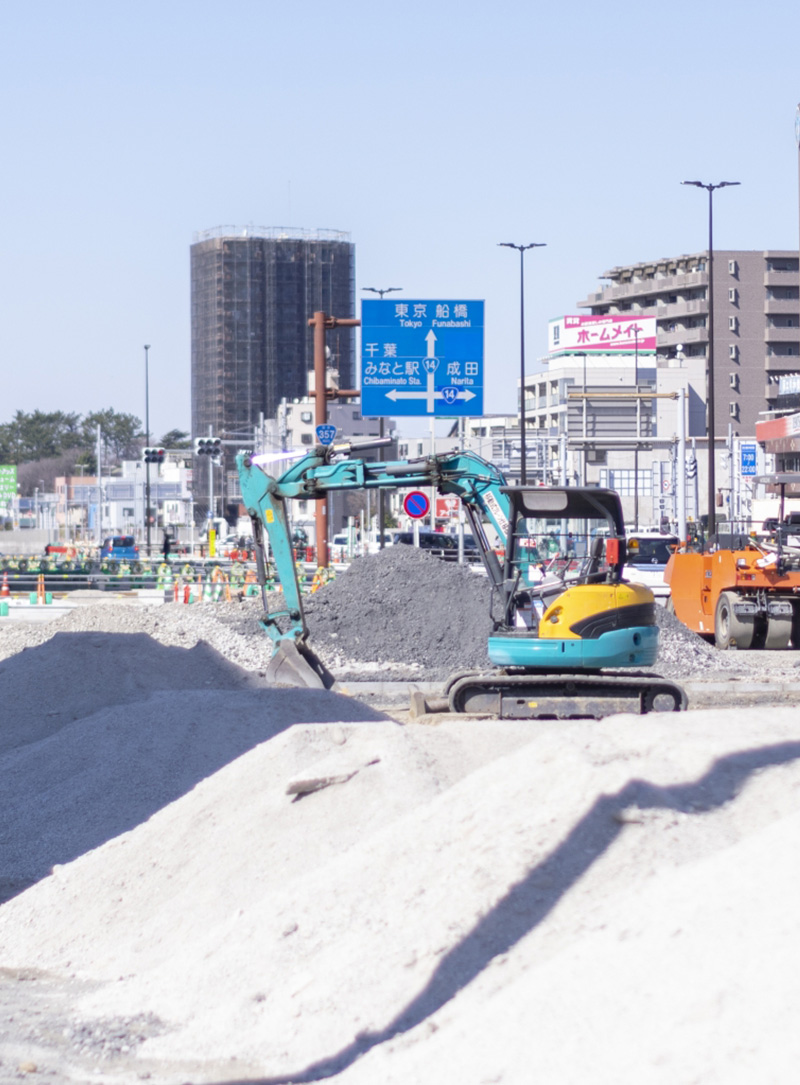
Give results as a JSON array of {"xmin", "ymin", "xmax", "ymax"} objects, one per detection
[
  {"xmin": 308, "ymin": 311, "xmax": 360, "ymax": 570},
  {"xmin": 310, "ymin": 311, "xmax": 329, "ymax": 570}
]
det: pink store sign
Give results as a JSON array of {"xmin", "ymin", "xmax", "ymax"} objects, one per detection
[{"xmin": 551, "ymin": 314, "xmax": 657, "ymax": 354}]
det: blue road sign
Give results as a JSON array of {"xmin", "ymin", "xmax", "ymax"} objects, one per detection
[
  {"xmin": 403, "ymin": 491, "xmax": 430, "ymax": 519},
  {"xmin": 361, "ymin": 299, "xmax": 484, "ymax": 418},
  {"xmin": 741, "ymin": 443, "xmax": 757, "ymax": 477},
  {"xmin": 316, "ymin": 424, "xmax": 336, "ymax": 446}
]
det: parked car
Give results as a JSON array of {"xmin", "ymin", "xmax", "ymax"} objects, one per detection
[
  {"xmin": 391, "ymin": 529, "xmax": 482, "ymax": 562},
  {"xmin": 99, "ymin": 535, "xmax": 139, "ymax": 561},
  {"xmin": 623, "ymin": 532, "xmax": 679, "ymax": 601}
]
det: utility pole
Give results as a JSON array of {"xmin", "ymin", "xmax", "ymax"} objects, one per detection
[
  {"xmin": 144, "ymin": 344, "xmax": 152, "ymax": 557},
  {"xmin": 682, "ymin": 180, "xmax": 740, "ymax": 538},
  {"xmin": 499, "ymin": 242, "xmax": 546, "ymax": 484},
  {"xmin": 308, "ymin": 311, "xmax": 361, "ymax": 568}
]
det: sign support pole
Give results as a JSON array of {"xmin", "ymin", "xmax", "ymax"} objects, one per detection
[{"xmin": 309, "ymin": 311, "xmax": 361, "ymax": 569}]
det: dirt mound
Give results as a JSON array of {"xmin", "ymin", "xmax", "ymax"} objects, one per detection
[{"xmin": 304, "ymin": 546, "xmax": 493, "ymax": 679}]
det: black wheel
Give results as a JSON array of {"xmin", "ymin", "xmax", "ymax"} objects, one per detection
[
  {"xmin": 764, "ymin": 612, "xmax": 793, "ymax": 650},
  {"xmin": 17, "ymin": 559, "xmax": 28, "ymax": 573},
  {"xmin": 715, "ymin": 591, "xmax": 754, "ymax": 650},
  {"xmin": 792, "ymin": 603, "xmax": 800, "ymax": 650},
  {"xmin": 642, "ymin": 686, "xmax": 685, "ymax": 713},
  {"xmin": 108, "ymin": 561, "xmax": 120, "ymax": 575}
]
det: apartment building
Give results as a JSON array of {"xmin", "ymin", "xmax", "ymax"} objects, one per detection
[{"xmin": 576, "ymin": 250, "xmax": 800, "ymax": 436}]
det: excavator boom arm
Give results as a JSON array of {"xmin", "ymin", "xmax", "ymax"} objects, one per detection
[{"xmin": 236, "ymin": 445, "xmax": 511, "ymax": 653}]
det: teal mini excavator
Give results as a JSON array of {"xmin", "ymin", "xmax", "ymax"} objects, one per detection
[{"xmin": 236, "ymin": 439, "xmax": 687, "ymax": 719}]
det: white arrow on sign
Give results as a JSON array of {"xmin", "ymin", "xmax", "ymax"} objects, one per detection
[{"xmin": 385, "ymin": 330, "xmax": 476, "ymax": 412}]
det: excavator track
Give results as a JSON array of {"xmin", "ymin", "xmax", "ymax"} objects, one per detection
[{"xmin": 445, "ymin": 670, "xmax": 687, "ymax": 719}]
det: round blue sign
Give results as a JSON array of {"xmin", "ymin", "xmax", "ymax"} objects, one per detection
[{"xmin": 403, "ymin": 491, "xmax": 430, "ymax": 519}]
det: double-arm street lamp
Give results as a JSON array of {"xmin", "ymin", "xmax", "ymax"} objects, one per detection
[
  {"xmin": 362, "ymin": 286, "xmax": 402, "ymax": 300},
  {"xmin": 681, "ymin": 180, "xmax": 740, "ymax": 539},
  {"xmin": 499, "ymin": 242, "xmax": 546, "ymax": 484}
]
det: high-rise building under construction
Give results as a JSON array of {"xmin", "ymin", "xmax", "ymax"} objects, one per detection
[{"xmin": 190, "ymin": 226, "xmax": 356, "ymax": 450}]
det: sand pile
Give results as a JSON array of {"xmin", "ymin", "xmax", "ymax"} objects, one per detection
[
  {"xmin": 1, "ymin": 572, "xmax": 800, "ymax": 1081},
  {"xmin": 3, "ymin": 699, "xmax": 800, "ymax": 1082}
]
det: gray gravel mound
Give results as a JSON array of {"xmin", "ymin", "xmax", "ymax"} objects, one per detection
[
  {"xmin": 303, "ymin": 546, "xmax": 493, "ymax": 681},
  {"xmin": 653, "ymin": 604, "xmax": 740, "ymax": 679}
]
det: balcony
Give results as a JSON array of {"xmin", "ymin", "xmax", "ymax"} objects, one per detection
[
  {"xmin": 657, "ymin": 299, "xmax": 707, "ymax": 321},
  {"xmin": 764, "ymin": 270, "xmax": 800, "ymax": 287},
  {"xmin": 764, "ymin": 355, "xmax": 799, "ymax": 376},
  {"xmin": 658, "ymin": 327, "xmax": 707, "ymax": 348},
  {"xmin": 577, "ymin": 271, "xmax": 708, "ymax": 309},
  {"xmin": 764, "ymin": 299, "xmax": 800, "ymax": 314},
  {"xmin": 764, "ymin": 326, "xmax": 800, "ymax": 343}
]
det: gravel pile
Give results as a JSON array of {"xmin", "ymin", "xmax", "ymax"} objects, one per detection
[
  {"xmin": 303, "ymin": 545, "xmax": 493, "ymax": 680},
  {"xmin": 653, "ymin": 602, "xmax": 740, "ymax": 679}
]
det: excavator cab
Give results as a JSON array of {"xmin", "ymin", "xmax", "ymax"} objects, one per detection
[{"xmin": 484, "ymin": 486, "xmax": 658, "ymax": 672}]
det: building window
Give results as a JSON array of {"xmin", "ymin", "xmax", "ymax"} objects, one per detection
[
  {"xmin": 729, "ymin": 402, "xmax": 739, "ymax": 420},
  {"xmin": 606, "ymin": 469, "xmax": 653, "ymax": 497},
  {"xmin": 728, "ymin": 316, "xmax": 738, "ymax": 333},
  {"xmin": 729, "ymin": 372, "xmax": 739, "ymax": 391},
  {"xmin": 300, "ymin": 433, "xmax": 313, "ymax": 445},
  {"xmin": 728, "ymin": 288, "xmax": 738, "ymax": 304},
  {"xmin": 300, "ymin": 411, "xmax": 312, "ymax": 423},
  {"xmin": 728, "ymin": 259, "xmax": 738, "ymax": 275},
  {"xmin": 729, "ymin": 344, "xmax": 739, "ymax": 361}
]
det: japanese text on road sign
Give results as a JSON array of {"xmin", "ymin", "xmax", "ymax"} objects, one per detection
[{"xmin": 361, "ymin": 299, "xmax": 484, "ymax": 418}]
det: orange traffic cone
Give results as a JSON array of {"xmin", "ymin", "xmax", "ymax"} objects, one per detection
[{"xmin": 0, "ymin": 571, "xmax": 9, "ymax": 597}]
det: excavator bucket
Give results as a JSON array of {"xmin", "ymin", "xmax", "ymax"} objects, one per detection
[{"xmin": 265, "ymin": 638, "xmax": 337, "ymax": 690}]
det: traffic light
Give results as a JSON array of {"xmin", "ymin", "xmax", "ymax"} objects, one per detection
[
  {"xmin": 194, "ymin": 437, "xmax": 222, "ymax": 458},
  {"xmin": 143, "ymin": 447, "xmax": 165, "ymax": 464}
]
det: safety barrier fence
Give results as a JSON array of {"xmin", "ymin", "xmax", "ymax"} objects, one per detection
[{"xmin": 0, "ymin": 558, "xmax": 338, "ymax": 614}]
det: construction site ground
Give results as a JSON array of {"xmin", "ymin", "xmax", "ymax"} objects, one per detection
[{"xmin": 2, "ymin": 546, "xmax": 800, "ymax": 1084}]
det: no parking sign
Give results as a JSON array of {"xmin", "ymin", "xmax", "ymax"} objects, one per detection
[{"xmin": 403, "ymin": 491, "xmax": 430, "ymax": 519}]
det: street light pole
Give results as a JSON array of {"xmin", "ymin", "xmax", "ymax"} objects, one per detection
[
  {"xmin": 363, "ymin": 287, "xmax": 402, "ymax": 300},
  {"xmin": 144, "ymin": 344, "xmax": 151, "ymax": 557},
  {"xmin": 499, "ymin": 242, "xmax": 546, "ymax": 485},
  {"xmin": 362, "ymin": 287, "xmax": 402, "ymax": 549},
  {"xmin": 682, "ymin": 180, "xmax": 740, "ymax": 539}
]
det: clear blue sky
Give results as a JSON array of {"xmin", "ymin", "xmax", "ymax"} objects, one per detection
[{"xmin": 2, "ymin": 0, "xmax": 799, "ymax": 442}]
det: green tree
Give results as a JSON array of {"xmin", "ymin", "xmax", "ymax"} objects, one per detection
[
  {"xmin": 81, "ymin": 409, "xmax": 143, "ymax": 461},
  {"xmin": 158, "ymin": 428, "xmax": 192, "ymax": 450},
  {"xmin": 0, "ymin": 410, "xmax": 82, "ymax": 463}
]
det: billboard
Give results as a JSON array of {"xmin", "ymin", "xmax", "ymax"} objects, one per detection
[
  {"xmin": 0, "ymin": 465, "xmax": 17, "ymax": 504},
  {"xmin": 549, "ymin": 315, "xmax": 657, "ymax": 355}
]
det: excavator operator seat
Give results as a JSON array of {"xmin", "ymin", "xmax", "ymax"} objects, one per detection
[{"xmin": 582, "ymin": 535, "xmax": 607, "ymax": 582}]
